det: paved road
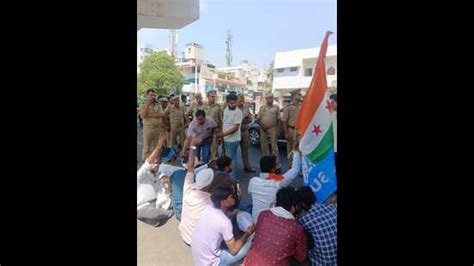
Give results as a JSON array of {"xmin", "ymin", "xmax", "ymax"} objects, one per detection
[{"xmin": 137, "ymin": 122, "xmax": 304, "ymax": 266}]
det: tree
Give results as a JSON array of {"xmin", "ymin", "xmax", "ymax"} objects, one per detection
[{"xmin": 138, "ymin": 51, "xmax": 184, "ymax": 96}]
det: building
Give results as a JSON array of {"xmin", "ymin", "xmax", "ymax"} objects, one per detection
[
  {"xmin": 217, "ymin": 60, "xmax": 268, "ymax": 92},
  {"xmin": 272, "ymin": 45, "xmax": 337, "ymax": 103},
  {"xmin": 176, "ymin": 43, "xmax": 247, "ymax": 104},
  {"xmin": 137, "ymin": 0, "xmax": 199, "ymax": 29}
]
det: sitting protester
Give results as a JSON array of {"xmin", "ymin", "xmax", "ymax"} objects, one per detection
[
  {"xmin": 192, "ymin": 186, "xmax": 255, "ymax": 266},
  {"xmin": 298, "ymin": 191, "xmax": 337, "ymax": 266},
  {"xmin": 244, "ymin": 187, "xmax": 307, "ymax": 266},
  {"xmin": 179, "ymin": 138, "xmax": 215, "ymax": 246},
  {"xmin": 248, "ymin": 144, "xmax": 302, "ymax": 223},
  {"xmin": 296, "ymin": 186, "xmax": 316, "ymax": 215},
  {"xmin": 137, "ymin": 133, "xmax": 174, "ymax": 226},
  {"xmin": 215, "ymin": 155, "xmax": 233, "ymax": 179},
  {"xmin": 156, "ymin": 146, "xmax": 187, "ymax": 220}
]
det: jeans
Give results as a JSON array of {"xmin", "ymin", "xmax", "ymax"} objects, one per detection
[
  {"xmin": 224, "ymin": 141, "xmax": 240, "ymax": 182},
  {"xmin": 196, "ymin": 140, "xmax": 211, "ymax": 163},
  {"xmin": 219, "ymin": 234, "xmax": 254, "ymax": 266},
  {"xmin": 170, "ymin": 169, "xmax": 187, "ymax": 221}
]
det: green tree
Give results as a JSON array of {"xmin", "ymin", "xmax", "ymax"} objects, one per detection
[{"xmin": 138, "ymin": 51, "xmax": 184, "ymax": 96}]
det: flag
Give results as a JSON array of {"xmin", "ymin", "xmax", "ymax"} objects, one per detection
[{"xmin": 296, "ymin": 31, "xmax": 337, "ymax": 203}]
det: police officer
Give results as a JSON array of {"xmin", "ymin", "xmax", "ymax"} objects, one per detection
[
  {"xmin": 256, "ymin": 93, "xmax": 281, "ymax": 171},
  {"xmin": 158, "ymin": 96, "xmax": 170, "ymax": 138},
  {"xmin": 139, "ymin": 89, "xmax": 165, "ymax": 161},
  {"xmin": 204, "ymin": 90, "xmax": 223, "ymax": 159},
  {"xmin": 165, "ymin": 95, "xmax": 187, "ymax": 151},
  {"xmin": 238, "ymin": 94, "xmax": 256, "ymax": 172},
  {"xmin": 186, "ymin": 92, "xmax": 205, "ymax": 121},
  {"xmin": 282, "ymin": 90, "xmax": 302, "ymax": 167}
]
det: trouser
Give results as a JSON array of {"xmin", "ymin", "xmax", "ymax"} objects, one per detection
[
  {"xmin": 260, "ymin": 126, "xmax": 280, "ymax": 166},
  {"xmin": 137, "ymin": 200, "xmax": 174, "ymax": 227},
  {"xmin": 286, "ymin": 127, "xmax": 299, "ymax": 167},
  {"xmin": 142, "ymin": 126, "xmax": 160, "ymax": 161},
  {"xmin": 240, "ymin": 126, "xmax": 251, "ymax": 168},
  {"xmin": 196, "ymin": 139, "xmax": 211, "ymax": 163},
  {"xmin": 224, "ymin": 141, "xmax": 240, "ymax": 182},
  {"xmin": 168, "ymin": 126, "xmax": 185, "ymax": 149},
  {"xmin": 170, "ymin": 169, "xmax": 187, "ymax": 221},
  {"xmin": 219, "ymin": 234, "xmax": 254, "ymax": 266},
  {"xmin": 211, "ymin": 135, "xmax": 219, "ymax": 160}
]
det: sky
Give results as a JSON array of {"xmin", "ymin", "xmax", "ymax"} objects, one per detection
[{"xmin": 137, "ymin": 0, "xmax": 336, "ymax": 69}]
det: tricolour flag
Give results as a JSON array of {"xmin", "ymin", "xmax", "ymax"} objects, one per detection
[{"xmin": 296, "ymin": 31, "xmax": 337, "ymax": 203}]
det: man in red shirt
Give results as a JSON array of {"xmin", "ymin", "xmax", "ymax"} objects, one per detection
[{"xmin": 244, "ymin": 187, "xmax": 307, "ymax": 266}]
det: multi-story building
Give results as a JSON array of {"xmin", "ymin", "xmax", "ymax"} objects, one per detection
[
  {"xmin": 272, "ymin": 45, "xmax": 337, "ymax": 103},
  {"xmin": 217, "ymin": 60, "xmax": 268, "ymax": 92},
  {"xmin": 176, "ymin": 43, "xmax": 247, "ymax": 104}
]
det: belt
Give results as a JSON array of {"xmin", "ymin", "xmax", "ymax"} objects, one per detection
[
  {"xmin": 143, "ymin": 125, "xmax": 160, "ymax": 128},
  {"xmin": 288, "ymin": 126, "xmax": 295, "ymax": 129}
]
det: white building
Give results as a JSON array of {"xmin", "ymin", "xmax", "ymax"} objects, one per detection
[
  {"xmin": 272, "ymin": 45, "xmax": 337, "ymax": 98},
  {"xmin": 217, "ymin": 60, "xmax": 268, "ymax": 92},
  {"xmin": 176, "ymin": 43, "xmax": 247, "ymax": 103},
  {"xmin": 176, "ymin": 43, "xmax": 209, "ymax": 95}
]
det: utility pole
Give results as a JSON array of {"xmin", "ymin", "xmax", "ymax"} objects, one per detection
[
  {"xmin": 169, "ymin": 29, "xmax": 177, "ymax": 61},
  {"xmin": 225, "ymin": 29, "xmax": 233, "ymax": 67}
]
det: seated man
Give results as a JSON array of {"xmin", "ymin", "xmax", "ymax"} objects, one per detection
[
  {"xmin": 248, "ymin": 145, "xmax": 302, "ymax": 223},
  {"xmin": 213, "ymin": 155, "xmax": 250, "ymax": 213},
  {"xmin": 179, "ymin": 138, "xmax": 215, "ymax": 246},
  {"xmin": 298, "ymin": 190, "xmax": 337, "ymax": 266},
  {"xmin": 155, "ymin": 146, "xmax": 186, "ymax": 220},
  {"xmin": 244, "ymin": 187, "xmax": 307, "ymax": 266},
  {"xmin": 137, "ymin": 133, "xmax": 174, "ymax": 226},
  {"xmin": 215, "ymin": 155, "xmax": 232, "ymax": 178},
  {"xmin": 191, "ymin": 186, "xmax": 255, "ymax": 266}
]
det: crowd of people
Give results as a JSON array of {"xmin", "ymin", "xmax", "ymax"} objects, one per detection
[{"xmin": 137, "ymin": 89, "xmax": 337, "ymax": 265}]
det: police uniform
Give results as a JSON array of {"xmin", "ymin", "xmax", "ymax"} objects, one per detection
[
  {"xmin": 140, "ymin": 102, "xmax": 164, "ymax": 160},
  {"xmin": 165, "ymin": 96, "xmax": 186, "ymax": 149},
  {"xmin": 281, "ymin": 93, "xmax": 301, "ymax": 167},
  {"xmin": 204, "ymin": 90, "xmax": 223, "ymax": 159},
  {"xmin": 158, "ymin": 97, "xmax": 170, "ymax": 138},
  {"xmin": 239, "ymin": 102, "xmax": 254, "ymax": 170},
  {"xmin": 186, "ymin": 101, "xmax": 205, "ymax": 121},
  {"xmin": 256, "ymin": 98, "xmax": 281, "ymax": 166}
]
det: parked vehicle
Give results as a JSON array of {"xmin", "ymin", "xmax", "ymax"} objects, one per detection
[{"xmin": 248, "ymin": 112, "xmax": 286, "ymax": 145}]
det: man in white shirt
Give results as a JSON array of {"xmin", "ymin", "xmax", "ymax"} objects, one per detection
[
  {"xmin": 137, "ymin": 132, "xmax": 174, "ymax": 226},
  {"xmin": 248, "ymin": 146, "xmax": 302, "ymax": 223},
  {"xmin": 216, "ymin": 93, "xmax": 243, "ymax": 183},
  {"xmin": 156, "ymin": 146, "xmax": 190, "ymax": 220},
  {"xmin": 191, "ymin": 185, "xmax": 255, "ymax": 266},
  {"xmin": 179, "ymin": 138, "xmax": 215, "ymax": 246}
]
